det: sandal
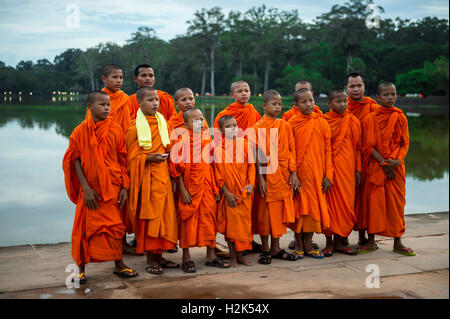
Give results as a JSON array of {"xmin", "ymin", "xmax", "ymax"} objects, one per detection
[
  {"xmin": 357, "ymin": 245, "xmax": 377, "ymax": 254},
  {"xmin": 181, "ymin": 260, "xmax": 197, "ymax": 273},
  {"xmin": 292, "ymin": 250, "xmax": 304, "ymax": 260},
  {"xmin": 271, "ymin": 249, "xmax": 297, "ymax": 261},
  {"xmin": 159, "ymin": 259, "xmax": 180, "ymax": 269},
  {"xmin": 113, "ymin": 268, "xmax": 139, "ymax": 278},
  {"xmin": 322, "ymin": 248, "xmax": 334, "ymax": 257},
  {"xmin": 167, "ymin": 246, "xmax": 178, "ymax": 253},
  {"xmin": 205, "ymin": 257, "xmax": 230, "ymax": 268},
  {"xmin": 393, "ymin": 247, "xmax": 416, "ymax": 256},
  {"xmin": 215, "ymin": 248, "xmax": 231, "ymax": 259},
  {"xmin": 258, "ymin": 251, "xmax": 272, "ymax": 264},
  {"xmin": 72, "ymin": 272, "xmax": 87, "ymax": 284},
  {"xmin": 145, "ymin": 265, "xmax": 164, "ymax": 275},
  {"xmin": 305, "ymin": 250, "xmax": 324, "ymax": 259},
  {"xmin": 335, "ymin": 247, "xmax": 358, "ymax": 256}
]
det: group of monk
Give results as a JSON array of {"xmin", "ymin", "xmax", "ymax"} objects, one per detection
[{"xmin": 62, "ymin": 63, "xmax": 415, "ymax": 283}]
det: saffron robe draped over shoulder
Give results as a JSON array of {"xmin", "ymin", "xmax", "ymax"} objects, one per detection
[
  {"xmin": 287, "ymin": 112, "xmax": 333, "ymax": 233},
  {"xmin": 251, "ymin": 115, "xmax": 296, "ymax": 238},
  {"xmin": 214, "ymin": 137, "xmax": 255, "ymax": 251},
  {"xmin": 169, "ymin": 129, "xmax": 219, "ymax": 248},
  {"xmin": 323, "ymin": 110, "xmax": 362, "ymax": 237},
  {"xmin": 359, "ymin": 106, "xmax": 409, "ymax": 237},
  {"xmin": 62, "ymin": 113, "xmax": 130, "ymax": 265},
  {"xmin": 100, "ymin": 88, "xmax": 131, "ymax": 135},
  {"xmin": 128, "ymin": 90, "xmax": 177, "ymax": 121},
  {"xmin": 282, "ymin": 105, "xmax": 323, "ymax": 122},
  {"xmin": 213, "ymin": 102, "xmax": 262, "ymax": 132},
  {"xmin": 126, "ymin": 116, "xmax": 178, "ymax": 254},
  {"xmin": 168, "ymin": 110, "xmax": 210, "ymax": 132},
  {"xmin": 347, "ymin": 96, "xmax": 379, "ymax": 122}
]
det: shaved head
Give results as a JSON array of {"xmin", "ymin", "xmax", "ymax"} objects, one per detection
[
  {"xmin": 102, "ymin": 64, "xmax": 122, "ymax": 76},
  {"xmin": 295, "ymin": 81, "xmax": 312, "ymax": 91},
  {"xmin": 377, "ymin": 81, "xmax": 396, "ymax": 94},
  {"xmin": 136, "ymin": 86, "xmax": 157, "ymax": 101},
  {"xmin": 183, "ymin": 108, "xmax": 201, "ymax": 123},
  {"xmin": 174, "ymin": 87, "xmax": 193, "ymax": 101},
  {"xmin": 262, "ymin": 89, "xmax": 281, "ymax": 103},
  {"xmin": 230, "ymin": 80, "xmax": 249, "ymax": 93},
  {"xmin": 293, "ymin": 88, "xmax": 312, "ymax": 102},
  {"xmin": 218, "ymin": 115, "xmax": 235, "ymax": 129},
  {"xmin": 134, "ymin": 64, "xmax": 152, "ymax": 77},
  {"xmin": 328, "ymin": 88, "xmax": 346, "ymax": 100},
  {"xmin": 87, "ymin": 91, "xmax": 109, "ymax": 104}
]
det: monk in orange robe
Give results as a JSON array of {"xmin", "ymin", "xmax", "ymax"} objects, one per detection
[
  {"xmin": 282, "ymin": 81, "xmax": 323, "ymax": 122},
  {"xmin": 169, "ymin": 108, "xmax": 230, "ymax": 272},
  {"xmin": 213, "ymin": 81, "xmax": 262, "ymax": 133},
  {"xmin": 322, "ymin": 89, "xmax": 362, "ymax": 257},
  {"xmin": 287, "ymin": 88, "xmax": 333, "ymax": 259},
  {"xmin": 250, "ymin": 90, "xmax": 299, "ymax": 264},
  {"xmin": 63, "ymin": 91, "xmax": 138, "ymax": 283},
  {"xmin": 169, "ymin": 88, "xmax": 209, "ymax": 132},
  {"xmin": 358, "ymin": 82, "xmax": 415, "ymax": 256},
  {"xmin": 126, "ymin": 87, "xmax": 179, "ymax": 274},
  {"xmin": 214, "ymin": 115, "xmax": 256, "ymax": 267},
  {"xmin": 345, "ymin": 72, "xmax": 380, "ymax": 247},
  {"xmin": 128, "ymin": 64, "xmax": 177, "ymax": 121}
]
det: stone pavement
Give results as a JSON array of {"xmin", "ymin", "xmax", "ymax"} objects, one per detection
[{"xmin": 0, "ymin": 212, "xmax": 448, "ymax": 299}]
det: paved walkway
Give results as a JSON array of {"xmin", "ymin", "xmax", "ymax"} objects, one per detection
[{"xmin": 0, "ymin": 212, "xmax": 448, "ymax": 299}]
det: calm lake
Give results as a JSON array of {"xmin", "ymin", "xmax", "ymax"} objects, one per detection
[{"xmin": 0, "ymin": 97, "xmax": 448, "ymax": 247}]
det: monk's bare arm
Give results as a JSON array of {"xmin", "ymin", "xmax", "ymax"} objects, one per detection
[
  {"xmin": 222, "ymin": 184, "xmax": 238, "ymax": 207},
  {"xmin": 73, "ymin": 159, "xmax": 101, "ymax": 210},
  {"xmin": 178, "ymin": 175, "xmax": 192, "ymax": 204}
]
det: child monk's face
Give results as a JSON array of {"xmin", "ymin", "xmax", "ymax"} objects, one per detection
[
  {"xmin": 185, "ymin": 109, "xmax": 205, "ymax": 132},
  {"xmin": 346, "ymin": 76, "xmax": 365, "ymax": 101},
  {"xmin": 134, "ymin": 67, "xmax": 155, "ymax": 88},
  {"xmin": 220, "ymin": 118, "xmax": 238, "ymax": 139},
  {"xmin": 176, "ymin": 89, "xmax": 195, "ymax": 112},
  {"xmin": 263, "ymin": 95, "xmax": 282, "ymax": 118},
  {"xmin": 377, "ymin": 85, "xmax": 397, "ymax": 108},
  {"xmin": 138, "ymin": 90, "xmax": 159, "ymax": 116},
  {"xmin": 102, "ymin": 69, "xmax": 123, "ymax": 92},
  {"xmin": 231, "ymin": 83, "xmax": 251, "ymax": 105},
  {"xmin": 295, "ymin": 91, "xmax": 315, "ymax": 115},
  {"xmin": 88, "ymin": 94, "xmax": 110, "ymax": 123},
  {"xmin": 329, "ymin": 92, "xmax": 348, "ymax": 114}
]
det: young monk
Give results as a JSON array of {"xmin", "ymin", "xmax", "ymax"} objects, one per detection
[
  {"xmin": 63, "ymin": 91, "xmax": 138, "ymax": 283},
  {"xmin": 345, "ymin": 72, "xmax": 380, "ymax": 248},
  {"xmin": 322, "ymin": 89, "xmax": 362, "ymax": 257},
  {"xmin": 126, "ymin": 87, "xmax": 179, "ymax": 275},
  {"xmin": 282, "ymin": 81, "xmax": 323, "ymax": 122},
  {"xmin": 128, "ymin": 64, "xmax": 177, "ymax": 121},
  {"xmin": 251, "ymin": 90, "xmax": 300, "ymax": 264},
  {"xmin": 358, "ymin": 82, "xmax": 415, "ymax": 256},
  {"xmin": 170, "ymin": 108, "xmax": 230, "ymax": 272},
  {"xmin": 214, "ymin": 115, "xmax": 256, "ymax": 267},
  {"xmin": 288, "ymin": 88, "xmax": 333, "ymax": 259}
]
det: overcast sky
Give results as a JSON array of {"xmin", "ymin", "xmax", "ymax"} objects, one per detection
[{"xmin": 0, "ymin": 0, "xmax": 448, "ymax": 67}]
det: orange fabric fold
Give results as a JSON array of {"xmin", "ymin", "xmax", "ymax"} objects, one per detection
[
  {"xmin": 99, "ymin": 88, "xmax": 131, "ymax": 134},
  {"xmin": 359, "ymin": 106, "xmax": 409, "ymax": 237},
  {"xmin": 62, "ymin": 115, "xmax": 128, "ymax": 265},
  {"xmin": 347, "ymin": 96, "xmax": 379, "ymax": 122},
  {"xmin": 128, "ymin": 90, "xmax": 177, "ymax": 121},
  {"xmin": 282, "ymin": 105, "xmax": 323, "ymax": 122},
  {"xmin": 287, "ymin": 112, "xmax": 332, "ymax": 233},
  {"xmin": 213, "ymin": 102, "xmax": 262, "ymax": 132},
  {"xmin": 214, "ymin": 137, "xmax": 255, "ymax": 247},
  {"xmin": 126, "ymin": 116, "xmax": 178, "ymax": 253},
  {"xmin": 323, "ymin": 110, "xmax": 362, "ymax": 237}
]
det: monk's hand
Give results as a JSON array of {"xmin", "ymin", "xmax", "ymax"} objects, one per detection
[
  {"xmin": 321, "ymin": 177, "xmax": 332, "ymax": 194},
  {"xmin": 242, "ymin": 184, "xmax": 254, "ymax": 195},
  {"xmin": 117, "ymin": 187, "xmax": 128, "ymax": 210},
  {"xmin": 355, "ymin": 171, "xmax": 361, "ymax": 187},
  {"xmin": 224, "ymin": 189, "xmax": 238, "ymax": 207},
  {"xmin": 385, "ymin": 159, "xmax": 401, "ymax": 169},
  {"xmin": 84, "ymin": 186, "xmax": 101, "ymax": 210},
  {"xmin": 289, "ymin": 171, "xmax": 301, "ymax": 191},
  {"xmin": 257, "ymin": 175, "xmax": 267, "ymax": 197},
  {"xmin": 180, "ymin": 187, "xmax": 192, "ymax": 204},
  {"xmin": 147, "ymin": 153, "xmax": 168, "ymax": 163}
]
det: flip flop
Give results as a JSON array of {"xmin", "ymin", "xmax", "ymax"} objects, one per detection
[
  {"xmin": 258, "ymin": 251, "xmax": 272, "ymax": 264},
  {"xmin": 145, "ymin": 265, "xmax": 163, "ymax": 275},
  {"xmin": 181, "ymin": 260, "xmax": 197, "ymax": 273},
  {"xmin": 205, "ymin": 257, "xmax": 230, "ymax": 268},
  {"xmin": 271, "ymin": 249, "xmax": 297, "ymax": 261},
  {"xmin": 393, "ymin": 247, "xmax": 416, "ymax": 256},
  {"xmin": 113, "ymin": 268, "xmax": 139, "ymax": 278},
  {"xmin": 322, "ymin": 248, "xmax": 334, "ymax": 257},
  {"xmin": 292, "ymin": 250, "xmax": 304, "ymax": 260},
  {"xmin": 159, "ymin": 260, "xmax": 181, "ymax": 269},
  {"xmin": 305, "ymin": 250, "xmax": 324, "ymax": 259},
  {"xmin": 335, "ymin": 247, "xmax": 358, "ymax": 256},
  {"xmin": 357, "ymin": 245, "xmax": 377, "ymax": 254},
  {"xmin": 215, "ymin": 251, "xmax": 231, "ymax": 259},
  {"xmin": 72, "ymin": 272, "xmax": 87, "ymax": 284}
]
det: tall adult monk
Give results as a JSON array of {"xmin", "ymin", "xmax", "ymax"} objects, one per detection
[
  {"xmin": 322, "ymin": 89, "xmax": 362, "ymax": 257},
  {"xmin": 345, "ymin": 72, "xmax": 380, "ymax": 248},
  {"xmin": 252, "ymin": 90, "xmax": 299, "ymax": 264},
  {"xmin": 63, "ymin": 91, "xmax": 138, "ymax": 283},
  {"xmin": 288, "ymin": 88, "xmax": 333, "ymax": 259},
  {"xmin": 126, "ymin": 87, "xmax": 179, "ymax": 275},
  {"xmin": 128, "ymin": 64, "xmax": 177, "ymax": 121},
  {"xmin": 169, "ymin": 108, "xmax": 230, "ymax": 273},
  {"xmin": 358, "ymin": 82, "xmax": 415, "ymax": 256},
  {"xmin": 282, "ymin": 81, "xmax": 323, "ymax": 122}
]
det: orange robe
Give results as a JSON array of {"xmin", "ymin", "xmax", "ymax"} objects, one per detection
[
  {"xmin": 288, "ymin": 112, "xmax": 332, "ymax": 233},
  {"xmin": 169, "ymin": 129, "xmax": 219, "ymax": 248},
  {"xmin": 213, "ymin": 102, "xmax": 262, "ymax": 133},
  {"xmin": 282, "ymin": 105, "xmax": 323, "ymax": 122},
  {"xmin": 323, "ymin": 110, "xmax": 362, "ymax": 237},
  {"xmin": 62, "ymin": 112, "xmax": 129, "ymax": 265},
  {"xmin": 128, "ymin": 90, "xmax": 177, "ymax": 121},
  {"xmin": 214, "ymin": 137, "xmax": 255, "ymax": 251},
  {"xmin": 100, "ymin": 88, "xmax": 131, "ymax": 135},
  {"xmin": 168, "ymin": 110, "xmax": 210, "ymax": 132},
  {"xmin": 359, "ymin": 106, "xmax": 409, "ymax": 237},
  {"xmin": 126, "ymin": 116, "xmax": 178, "ymax": 254},
  {"xmin": 251, "ymin": 115, "xmax": 296, "ymax": 238}
]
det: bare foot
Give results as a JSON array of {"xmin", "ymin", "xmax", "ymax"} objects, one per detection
[{"xmin": 237, "ymin": 253, "xmax": 253, "ymax": 266}]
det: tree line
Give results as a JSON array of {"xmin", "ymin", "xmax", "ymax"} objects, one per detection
[{"xmin": 0, "ymin": 0, "xmax": 448, "ymax": 97}]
